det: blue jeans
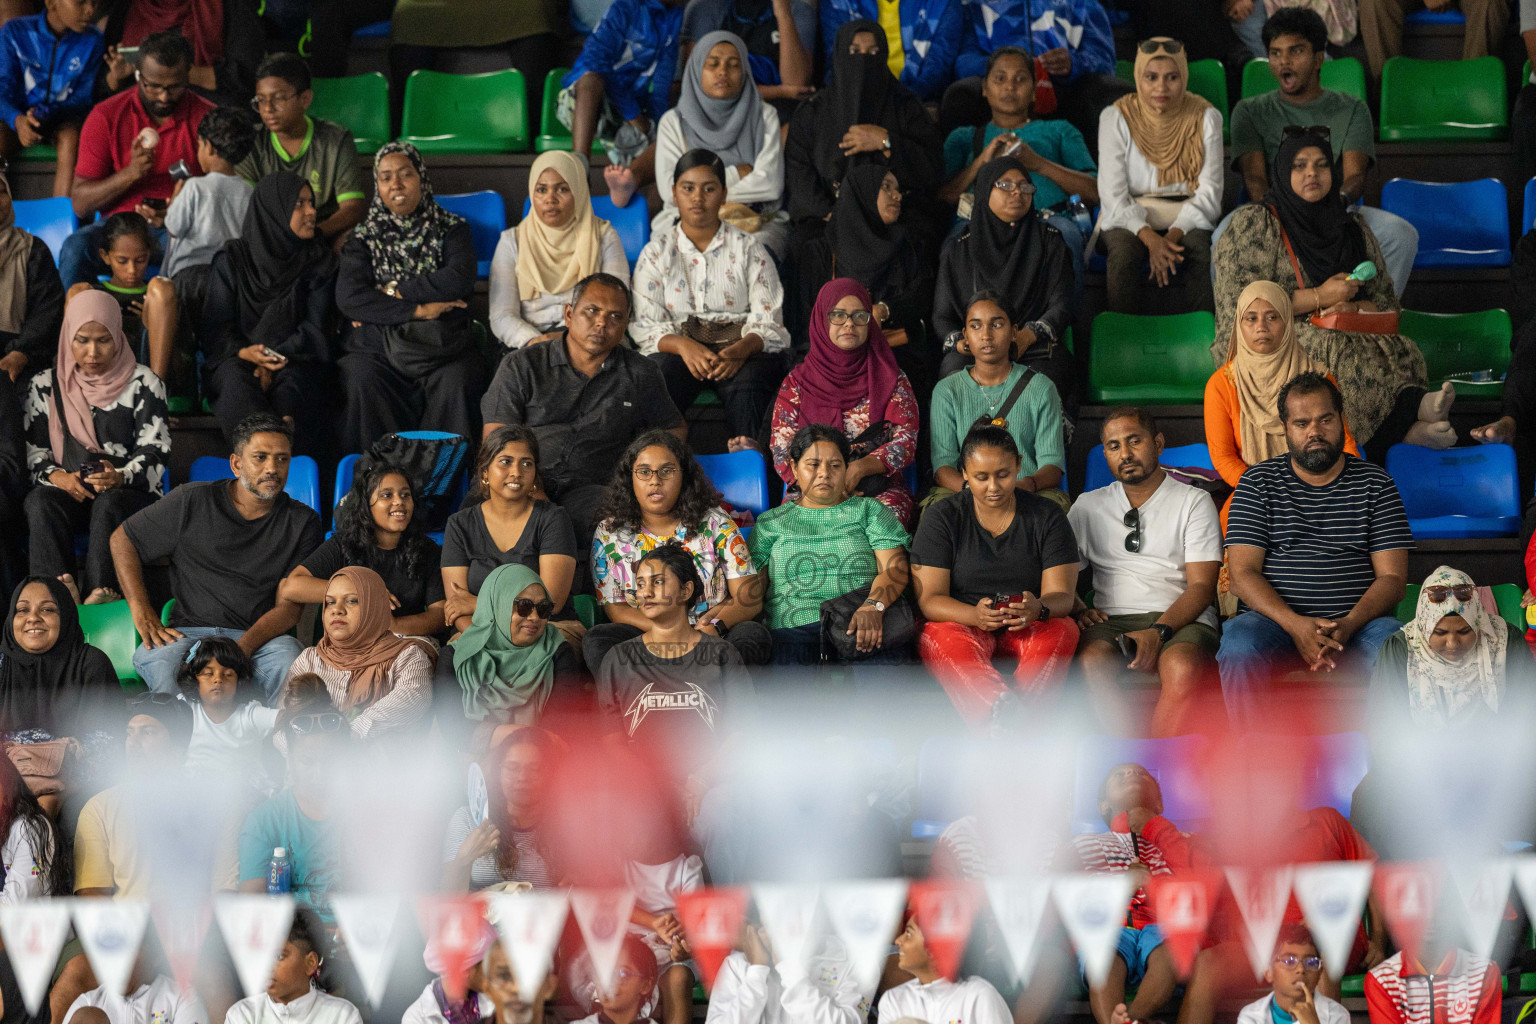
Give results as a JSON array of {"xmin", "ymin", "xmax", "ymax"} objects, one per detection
[
  {"xmin": 58, "ymin": 223, "xmax": 167, "ymax": 288},
  {"xmin": 132, "ymin": 626, "xmax": 303, "ymax": 701},
  {"xmin": 1216, "ymin": 610, "xmax": 1401, "ymax": 726},
  {"xmin": 1233, "ymin": 1, "xmax": 1267, "ymax": 58},
  {"xmin": 1211, "ymin": 205, "xmax": 1418, "ymax": 300}
]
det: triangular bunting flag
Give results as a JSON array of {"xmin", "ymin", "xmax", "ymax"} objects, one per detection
[
  {"xmin": 752, "ymin": 883, "xmax": 822, "ymax": 984},
  {"xmin": 213, "ymin": 895, "xmax": 295, "ymax": 998},
  {"xmin": 569, "ymin": 889, "xmax": 637, "ymax": 1000},
  {"xmin": 822, "ymin": 879, "xmax": 909, "ymax": 998},
  {"xmin": 909, "ymin": 880, "xmax": 980, "ymax": 982},
  {"xmin": 332, "ymin": 894, "xmax": 404, "ymax": 1009},
  {"xmin": 1452, "ymin": 859, "xmax": 1513, "ymax": 962},
  {"xmin": 1373, "ymin": 862, "xmax": 1441, "ymax": 967},
  {"xmin": 1052, "ymin": 874, "xmax": 1136, "ymax": 988},
  {"xmin": 152, "ymin": 900, "xmax": 211, "ymax": 994},
  {"xmin": 1292, "ymin": 862, "xmax": 1373, "ymax": 978},
  {"xmin": 72, "ymin": 899, "xmax": 150, "ymax": 998},
  {"xmin": 984, "ymin": 876, "xmax": 1054, "ymax": 986},
  {"xmin": 1509, "ymin": 854, "xmax": 1536, "ymax": 927},
  {"xmin": 419, "ymin": 896, "xmax": 492, "ymax": 1002},
  {"xmin": 487, "ymin": 891, "xmax": 567, "ymax": 1004},
  {"xmin": 0, "ymin": 900, "xmax": 72, "ymax": 1015},
  {"xmin": 1225, "ymin": 866, "xmax": 1294, "ymax": 983},
  {"xmin": 676, "ymin": 888, "xmax": 749, "ymax": 993},
  {"xmin": 1149, "ymin": 870, "xmax": 1221, "ymax": 980}
]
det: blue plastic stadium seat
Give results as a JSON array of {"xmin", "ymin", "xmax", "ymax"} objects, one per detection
[
  {"xmin": 14, "ymin": 196, "xmax": 79, "ymax": 264},
  {"xmin": 1404, "ymin": 6, "xmax": 1464, "ymax": 21},
  {"xmin": 1380, "ymin": 178, "xmax": 1511, "ymax": 267},
  {"xmin": 189, "ymin": 455, "xmax": 322, "ymax": 513},
  {"xmin": 1071, "ymin": 735, "xmax": 1212, "ymax": 834},
  {"xmin": 1291, "ymin": 732, "xmax": 1369, "ymax": 817},
  {"xmin": 913, "ymin": 734, "xmax": 969, "ymax": 838},
  {"xmin": 521, "ymin": 193, "xmax": 651, "ymax": 269},
  {"xmin": 1082, "ymin": 443, "xmax": 1215, "ymax": 493},
  {"xmin": 437, "ymin": 191, "xmax": 506, "ymax": 279},
  {"xmin": 1523, "ymin": 176, "xmax": 1536, "ymax": 236},
  {"xmin": 695, "ymin": 450, "xmax": 770, "ymax": 518},
  {"xmin": 334, "ymin": 453, "xmax": 361, "ymax": 511},
  {"xmin": 1385, "ymin": 443, "xmax": 1519, "ymax": 539},
  {"xmin": 353, "ymin": 20, "xmax": 390, "ymax": 38}
]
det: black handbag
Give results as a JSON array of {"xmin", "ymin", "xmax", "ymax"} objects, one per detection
[
  {"xmin": 847, "ymin": 421, "xmax": 894, "ymax": 497},
  {"xmin": 378, "ymin": 319, "xmax": 474, "ymax": 378},
  {"xmin": 818, "ymin": 582, "xmax": 917, "ymax": 662}
]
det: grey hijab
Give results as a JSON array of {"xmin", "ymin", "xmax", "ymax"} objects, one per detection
[{"xmin": 675, "ymin": 30, "xmax": 764, "ymax": 169}]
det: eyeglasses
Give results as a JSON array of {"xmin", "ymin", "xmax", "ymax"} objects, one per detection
[
  {"xmin": 827, "ymin": 309, "xmax": 872, "ymax": 326},
  {"xmin": 288, "ymin": 712, "xmax": 345, "ymax": 735},
  {"xmin": 633, "ymin": 466, "xmax": 679, "ymax": 481},
  {"xmin": 1138, "ymin": 38, "xmax": 1185, "ymax": 54},
  {"xmin": 512, "ymin": 598, "xmax": 555, "ymax": 619},
  {"xmin": 614, "ymin": 968, "xmax": 647, "ymax": 982},
  {"xmin": 1425, "ymin": 584, "xmax": 1475, "ymax": 604},
  {"xmin": 250, "ymin": 91, "xmax": 298, "ymax": 111},
  {"xmin": 1273, "ymin": 955, "xmax": 1323, "ymax": 970},
  {"xmin": 1123, "ymin": 507, "xmax": 1142, "ymax": 553},
  {"xmin": 128, "ymin": 691, "xmax": 180, "ymax": 708},
  {"xmin": 992, "ymin": 179, "xmax": 1037, "ymax": 195},
  {"xmin": 1281, "ymin": 124, "xmax": 1332, "ymax": 140}
]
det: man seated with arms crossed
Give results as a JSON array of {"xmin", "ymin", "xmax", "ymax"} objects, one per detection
[{"xmin": 1069, "ymin": 407, "xmax": 1223, "ymax": 738}]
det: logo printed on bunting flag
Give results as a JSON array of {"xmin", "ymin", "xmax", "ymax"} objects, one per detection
[
  {"xmin": 0, "ymin": 901, "xmax": 72, "ymax": 1015},
  {"xmin": 1291, "ymin": 862, "xmax": 1373, "ymax": 978},
  {"xmin": 419, "ymin": 895, "xmax": 493, "ymax": 1002},
  {"xmin": 985, "ymin": 876, "xmax": 1055, "ymax": 986},
  {"xmin": 332, "ymin": 895, "xmax": 404, "ymax": 1010},
  {"xmin": 909, "ymin": 880, "xmax": 981, "ymax": 982},
  {"xmin": 1373, "ymin": 862, "xmax": 1441, "ymax": 968},
  {"xmin": 1225, "ymin": 866, "xmax": 1294, "ymax": 983},
  {"xmin": 676, "ymin": 888, "xmax": 750, "ymax": 992},
  {"xmin": 752, "ymin": 883, "xmax": 822, "ymax": 984},
  {"xmin": 1052, "ymin": 873, "xmax": 1136, "ymax": 988},
  {"xmin": 488, "ymin": 892, "xmax": 568, "ymax": 1004},
  {"xmin": 569, "ymin": 889, "xmax": 637, "ymax": 1000},
  {"xmin": 1451, "ymin": 859, "xmax": 1513, "ymax": 961},
  {"xmin": 153, "ymin": 901, "xmax": 212, "ymax": 994},
  {"xmin": 72, "ymin": 899, "xmax": 150, "ymax": 999},
  {"xmin": 1149, "ymin": 871, "xmax": 1221, "ymax": 979},
  {"xmin": 822, "ymin": 880, "xmax": 909, "ymax": 998},
  {"xmin": 214, "ymin": 895, "xmax": 295, "ymax": 999}
]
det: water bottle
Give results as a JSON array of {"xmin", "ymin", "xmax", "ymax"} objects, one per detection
[
  {"xmin": 1068, "ymin": 194, "xmax": 1093, "ymax": 237},
  {"xmin": 267, "ymin": 847, "xmax": 291, "ymax": 895}
]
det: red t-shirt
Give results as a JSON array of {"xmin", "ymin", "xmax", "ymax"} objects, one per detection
[
  {"xmin": 1278, "ymin": 807, "xmax": 1377, "ymax": 967},
  {"xmin": 75, "ymin": 87, "xmax": 213, "ymax": 216}
]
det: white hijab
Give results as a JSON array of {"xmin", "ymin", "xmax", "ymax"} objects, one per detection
[{"xmin": 1401, "ymin": 566, "xmax": 1508, "ymax": 727}]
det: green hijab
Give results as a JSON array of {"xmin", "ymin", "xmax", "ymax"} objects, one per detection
[{"xmin": 449, "ymin": 564, "xmax": 565, "ymax": 721}]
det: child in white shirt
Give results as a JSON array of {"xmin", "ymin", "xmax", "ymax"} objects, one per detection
[
  {"xmin": 1234, "ymin": 925, "xmax": 1350, "ymax": 1024},
  {"xmin": 877, "ymin": 917, "xmax": 1012, "ymax": 1024},
  {"xmin": 176, "ymin": 636, "xmax": 279, "ymax": 786}
]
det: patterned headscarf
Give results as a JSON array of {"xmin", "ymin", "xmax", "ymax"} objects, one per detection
[
  {"xmin": 355, "ymin": 141, "xmax": 466, "ymax": 282},
  {"xmin": 1402, "ymin": 566, "xmax": 1508, "ymax": 728}
]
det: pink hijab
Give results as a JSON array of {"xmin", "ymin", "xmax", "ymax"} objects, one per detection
[
  {"xmin": 796, "ymin": 277, "xmax": 900, "ymax": 429},
  {"xmin": 49, "ymin": 291, "xmax": 136, "ymax": 466}
]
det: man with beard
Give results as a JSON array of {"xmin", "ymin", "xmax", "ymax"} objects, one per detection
[
  {"xmin": 1068, "ymin": 407, "xmax": 1223, "ymax": 738},
  {"xmin": 112, "ymin": 413, "xmax": 320, "ymax": 698},
  {"xmin": 1219, "ymin": 372, "xmax": 1411, "ymax": 726}
]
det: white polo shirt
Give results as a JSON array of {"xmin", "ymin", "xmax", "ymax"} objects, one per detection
[{"xmin": 224, "ymin": 987, "xmax": 363, "ymax": 1024}]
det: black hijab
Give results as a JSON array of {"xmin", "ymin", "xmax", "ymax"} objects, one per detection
[
  {"xmin": 957, "ymin": 156, "xmax": 1053, "ymax": 322},
  {"xmin": 0, "ymin": 576, "xmax": 116, "ymax": 736},
  {"xmin": 826, "ymin": 164, "xmax": 910, "ymax": 288},
  {"xmin": 224, "ymin": 171, "xmax": 336, "ymax": 354},
  {"xmin": 813, "ymin": 20, "xmax": 899, "ymax": 186},
  {"xmin": 1262, "ymin": 130, "xmax": 1368, "ymax": 289}
]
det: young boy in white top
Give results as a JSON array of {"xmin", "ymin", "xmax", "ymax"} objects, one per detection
[
  {"xmin": 877, "ymin": 917, "xmax": 1012, "ymax": 1024},
  {"xmin": 65, "ymin": 958, "xmax": 208, "ymax": 1024},
  {"xmin": 1236, "ymin": 925, "xmax": 1351, "ymax": 1024},
  {"xmin": 225, "ymin": 909, "xmax": 362, "ymax": 1024}
]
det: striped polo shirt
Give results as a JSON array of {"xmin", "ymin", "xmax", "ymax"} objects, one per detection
[{"xmin": 1225, "ymin": 454, "xmax": 1412, "ymax": 619}]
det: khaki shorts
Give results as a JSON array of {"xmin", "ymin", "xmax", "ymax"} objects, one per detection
[{"xmin": 1078, "ymin": 610, "xmax": 1219, "ymax": 655}]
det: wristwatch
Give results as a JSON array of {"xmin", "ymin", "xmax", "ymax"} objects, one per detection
[
  {"xmin": 1037, "ymin": 601, "xmax": 1050, "ymax": 621},
  {"xmin": 1153, "ymin": 623, "xmax": 1174, "ymax": 644},
  {"xmin": 864, "ymin": 598, "xmax": 886, "ymax": 613}
]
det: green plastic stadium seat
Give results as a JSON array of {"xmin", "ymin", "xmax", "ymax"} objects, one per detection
[
  {"xmin": 1398, "ymin": 308, "xmax": 1512, "ymax": 398},
  {"xmin": 1086, "ymin": 311, "xmax": 1216, "ymax": 404},
  {"xmin": 16, "ymin": 143, "xmax": 56, "ymax": 161},
  {"xmin": 1240, "ymin": 57, "xmax": 1366, "ymax": 101},
  {"xmin": 310, "ymin": 73, "xmax": 390, "ymax": 153},
  {"xmin": 1116, "ymin": 59, "xmax": 1133, "ymax": 82},
  {"xmin": 1186, "ymin": 59, "xmax": 1228, "ymax": 126},
  {"xmin": 1379, "ymin": 56, "xmax": 1507, "ymax": 141},
  {"xmin": 78, "ymin": 600, "xmax": 140, "ymax": 687},
  {"xmin": 401, "ymin": 69, "xmax": 529, "ymax": 154},
  {"xmin": 1396, "ymin": 583, "xmax": 1526, "ymax": 630},
  {"xmin": 534, "ymin": 68, "xmax": 597, "ymax": 154}
]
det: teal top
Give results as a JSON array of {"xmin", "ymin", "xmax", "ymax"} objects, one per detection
[
  {"xmin": 746, "ymin": 496, "xmax": 909, "ymax": 629},
  {"xmin": 942, "ymin": 119, "xmax": 1097, "ymax": 213},
  {"xmin": 930, "ymin": 363, "xmax": 1066, "ymax": 479}
]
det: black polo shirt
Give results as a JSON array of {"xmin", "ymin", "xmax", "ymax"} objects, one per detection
[{"xmin": 479, "ymin": 333, "xmax": 683, "ymax": 496}]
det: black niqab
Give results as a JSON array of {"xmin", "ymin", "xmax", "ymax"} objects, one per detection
[{"xmin": 1261, "ymin": 131, "xmax": 1368, "ymax": 288}]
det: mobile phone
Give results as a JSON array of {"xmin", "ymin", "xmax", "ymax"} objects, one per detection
[
  {"xmin": 1002, "ymin": 137, "xmax": 1023, "ymax": 157},
  {"xmin": 78, "ymin": 458, "xmax": 104, "ymax": 477},
  {"xmin": 1118, "ymin": 633, "xmax": 1137, "ymax": 659},
  {"xmin": 993, "ymin": 593, "xmax": 1024, "ymax": 609},
  {"xmin": 262, "ymin": 346, "xmax": 287, "ymax": 364},
  {"xmin": 116, "ymin": 45, "xmax": 141, "ymax": 64},
  {"xmin": 142, "ymin": 197, "xmax": 167, "ymax": 211}
]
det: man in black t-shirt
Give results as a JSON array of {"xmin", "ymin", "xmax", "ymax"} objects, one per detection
[{"xmin": 113, "ymin": 413, "xmax": 321, "ymax": 698}]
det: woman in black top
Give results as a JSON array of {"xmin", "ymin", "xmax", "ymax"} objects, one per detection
[
  {"xmin": 0, "ymin": 576, "xmax": 120, "ymax": 737},
  {"xmin": 335, "ymin": 141, "xmax": 483, "ymax": 453},
  {"xmin": 441, "ymin": 425, "xmax": 578, "ymax": 636},
  {"xmin": 279, "ymin": 460, "xmax": 447, "ymax": 637},
  {"xmin": 0, "ymin": 175, "xmax": 65, "ymax": 389},
  {"xmin": 201, "ymin": 172, "xmax": 338, "ymax": 455}
]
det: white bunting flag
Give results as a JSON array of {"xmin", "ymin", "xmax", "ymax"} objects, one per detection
[
  {"xmin": 1452, "ymin": 859, "xmax": 1513, "ymax": 962},
  {"xmin": 1052, "ymin": 874, "xmax": 1136, "ymax": 988},
  {"xmin": 1225, "ymin": 866, "xmax": 1294, "ymax": 982},
  {"xmin": 1292, "ymin": 862, "xmax": 1373, "ymax": 978},
  {"xmin": 822, "ymin": 879, "xmax": 909, "ymax": 999},
  {"xmin": 569, "ymin": 889, "xmax": 637, "ymax": 1000},
  {"xmin": 332, "ymin": 895, "xmax": 404, "ymax": 1009},
  {"xmin": 72, "ymin": 899, "xmax": 150, "ymax": 998},
  {"xmin": 984, "ymin": 876, "xmax": 1055, "ymax": 986},
  {"xmin": 752, "ymin": 883, "xmax": 823, "ymax": 984},
  {"xmin": 214, "ymin": 895, "xmax": 295, "ymax": 998},
  {"xmin": 487, "ymin": 892, "xmax": 568, "ymax": 1002},
  {"xmin": 0, "ymin": 900, "xmax": 72, "ymax": 1014}
]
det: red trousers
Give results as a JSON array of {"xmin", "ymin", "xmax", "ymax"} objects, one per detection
[{"xmin": 920, "ymin": 618, "xmax": 1081, "ymax": 726}]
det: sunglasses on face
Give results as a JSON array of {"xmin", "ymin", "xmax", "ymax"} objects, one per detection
[
  {"xmin": 289, "ymin": 712, "xmax": 345, "ymax": 735},
  {"xmin": 827, "ymin": 309, "xmax": 872, "ymax": 326},
  {"xmin": 1273, "ymin": 955, "xmax": 1323, "ymax": 970},
  {"xmin": 1281, "ymin": 124, "xmax": 1332, "ymax": 140},
  {"xmin": 1425, "ymin": 584, "xmax": 1475, "ymax": 604},
  {"xmin": 1138, "ymin": 38, "xmax": 1185, "ymax": 55},
  {"xmin": 1123, "ymin": 507, "xmax": 1142, "ymax": 553},
  {"xmin": 513, "ymin": 598, "xmax": 555, "ymax": 619}
]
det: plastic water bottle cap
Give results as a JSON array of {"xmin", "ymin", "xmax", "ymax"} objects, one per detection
[
  {"xmin": 1069, "ymin": 194, "xmax": 1081, "ymax": 203},
  {"xmin": 273, "ymin": 847, "xmax": 287, "ymax": 858}
]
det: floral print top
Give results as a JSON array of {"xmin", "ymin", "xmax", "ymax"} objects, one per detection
[
  {"xmin": 629, "ymin": 222, "xmax": 790, "ymax": 355},
  {"xmin": 23, "ymin": 365, "xmax": 170, "ymax": 495},
  {"xmin": 591, "ymin": 507, "xmax": 755, "ymax": 619}
]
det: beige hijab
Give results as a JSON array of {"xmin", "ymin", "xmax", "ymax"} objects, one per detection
[
  {"xmin": 0, "ymin": 178, "xmax": 32, "ymax": 334},
  {"xmin": 1226, "ymin": 281, "xmax": 1326, "ymax": 465},
  {"xmin": 514, "ymin": 150, "xmax": 606, "ymax": 302},
  {"xmin": 1113, "ymin": 38, "xmax": 1212, "ymax": 192}
]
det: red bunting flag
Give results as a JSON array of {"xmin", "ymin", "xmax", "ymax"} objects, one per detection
[
  {"xmin": 909, "ymin": 880, "xmax": 981, "ymax": 982},
  {"xmin": 1373, "ymin": 862, "xmax": 1442, "ymax": 967},
  {"xmin": 677, "ymin": 887, "xmax": 750, "ymax": 993},
  {"xmin": 418, "ymin": 895, "xmax": 490, "ymax": 1002},
  {"xmin": 1148, "ymin": 871, "xmax": 1221, "ymax": 979}
]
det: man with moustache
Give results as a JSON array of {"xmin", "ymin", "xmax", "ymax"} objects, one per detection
[
  {"xmin": 1219, "ymin": 372, "xmax": 1411, "ymax": 726},
  {"xmin": 112, "ymin": 413, "xmax": 320, "ymax": 698},
  {"xmin": 1069, "ymin": 407, "xmax": 1223, "ymax": 738}
]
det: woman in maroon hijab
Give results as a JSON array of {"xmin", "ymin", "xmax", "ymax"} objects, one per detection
[{"xmin": 768, "ymin": 277, "xmax": 918, "ymax": 525}]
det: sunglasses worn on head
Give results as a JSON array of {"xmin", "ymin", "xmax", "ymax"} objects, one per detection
[
  {"xmin": 1274, "ymin": 954, "xmax": 1323, "ymax": 970},
  {"xmin": 289, "ymin": 712, "xmax": 345, "ymax": 735},
  {"xmin": 513, "ymin": 598, "xmax": 555, "ymax": 619},
  {"xmin": 1123, "ymin": 507, "xmax": 1142, "ymax": 553},
  {"xmin": 1139, "ymin": 38, "xmax": 1184, "ymax": 54},
  {"xmin": 1425, "ymin": 584, "xmax": 1475, "ymax": 604}
]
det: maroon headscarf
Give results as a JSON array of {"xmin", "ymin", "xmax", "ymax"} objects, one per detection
[{"xmin": 795, "ymin": 277, "xmax": 900, "ymax": 430}]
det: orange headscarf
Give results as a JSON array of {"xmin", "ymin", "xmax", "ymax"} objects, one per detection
[{"xmin": 315, "ymin": 566, "xmax": 434, "ymax": 712}]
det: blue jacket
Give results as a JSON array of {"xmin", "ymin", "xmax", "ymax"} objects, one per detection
[
  {"xmin": 563, "ymin": 0, "xmax": 684, "ymax": 124},
  {"xmin": 820, "ymin": 0, "xmax": 964, "ymax": 101},
  {"xmin": 954, "ymin": 0, "xmax": 1115, "ymax": 82},
  {"xmin": 0, "ymin": 13, "xmax": 103, "ymax": 131}
]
